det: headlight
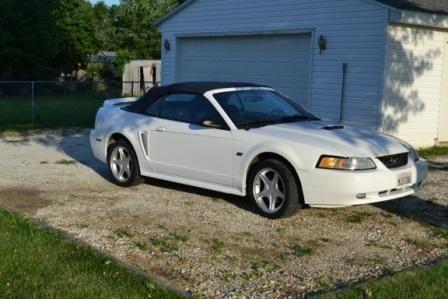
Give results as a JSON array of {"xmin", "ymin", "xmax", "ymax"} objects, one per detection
[{"xmin": 317, "ymin": 156, "xmax": 376, "ymax": 170}]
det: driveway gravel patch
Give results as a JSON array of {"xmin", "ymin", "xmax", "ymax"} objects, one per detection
[{"xmin": 0, "ymin": 129, "xmax": 447, "ymax": 298}]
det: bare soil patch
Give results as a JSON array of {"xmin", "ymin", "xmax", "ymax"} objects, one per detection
[
  {"xmin": 0, "ymin": 130, "xmax": 447, "ymax": 298},
  {"xmin": 0, "ymin": 188, "xmax": 50, "ymax": 214}
]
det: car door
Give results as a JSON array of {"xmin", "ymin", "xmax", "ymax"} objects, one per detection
[{"xmin": 146, "ymin": 93, "xmax": 234, "ymax": 186}]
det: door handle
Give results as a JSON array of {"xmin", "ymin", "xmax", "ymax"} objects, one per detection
[{"xmin": 155, "ymin": 127, "xmax": 167, "ymax": 132}]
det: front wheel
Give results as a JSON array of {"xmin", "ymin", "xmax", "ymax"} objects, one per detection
[
  {"xmin": 107, "ymin": 139, "xmax": 141, "ymax": 187},
  {"xmin": 248, "ymin": 159, "xmax": 302, "ymax": 218}
]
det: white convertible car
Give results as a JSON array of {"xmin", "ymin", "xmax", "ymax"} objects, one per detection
[{"xmin": 90, "ymin": 82, "xmax": 428, "ymax": 218}]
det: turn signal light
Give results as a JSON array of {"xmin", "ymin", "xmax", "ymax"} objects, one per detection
[{"xmin": 317, "ymin": 156, "xmax": 376, "ymax": 171}]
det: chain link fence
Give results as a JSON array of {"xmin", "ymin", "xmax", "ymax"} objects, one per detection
[{"xmin": 0, "ymin": 81, "xmax": 158, "ymax": 129}]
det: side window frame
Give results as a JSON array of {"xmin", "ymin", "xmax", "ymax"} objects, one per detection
[
  {"xmin": 143, "ymin": 92, "xmax": 230, "ymax": 130},
  {"xmin": 143, "ymin": 95, "xmax": 165, "ymax": 117}
]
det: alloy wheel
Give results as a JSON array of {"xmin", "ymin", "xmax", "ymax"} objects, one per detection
[
  {"xmin": 253, "ymin": 167, "xmax": 286, "ymax": 214},
  {"xmin": 109, "ymin": 146, "xmax": 132, "ymax": 183}
]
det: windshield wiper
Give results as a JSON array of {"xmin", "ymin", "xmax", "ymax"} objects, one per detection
[
  {"xmin": 237, "ymin": 119, "xmax": 278, "ymax": 130},
  {"xmin": 278, "ymin": 115, "xmax": 318, "ymax": 123},
  {"xmin": 237, "ymin": 115, "xmax": 318, "ymax": 130}
]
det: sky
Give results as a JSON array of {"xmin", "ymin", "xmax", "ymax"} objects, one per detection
[{"xmin": 89, "ymin": 0, "xmax": 120, "ymax": 6}]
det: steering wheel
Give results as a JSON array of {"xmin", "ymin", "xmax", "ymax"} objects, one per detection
[{"xmin": 270, "ymin": 109, "xmax": 286, "ymax": 117}]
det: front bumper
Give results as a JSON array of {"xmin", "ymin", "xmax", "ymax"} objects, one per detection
[{"xmin": 298, "ymin": 158, "xmax": 428, "ymax": 208}]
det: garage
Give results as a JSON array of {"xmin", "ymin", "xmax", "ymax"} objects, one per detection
[
  {"xmin": 383, "ymin": 25, "xmax": 448, "ymax": 146},
  {"xmin": 158, "ymin": 0, "xmax": 448, "ymax": 146},
  {"xmin": 177, "ymin": 34, "xmax": 311, "ymax": 107}
]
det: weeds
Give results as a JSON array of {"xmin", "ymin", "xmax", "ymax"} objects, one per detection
[
  {"xmin": 366, "ymin": 240, "xmax": 392, "ymax": 249},
  {"xmin": 380, "ymin": 213, "xmax": 393, "ymax": 219},
  {"xmin": 432, "ymin": 227, "xmax": 448, "ymax": 239},
  {"xmin": 291, "ymin": 244, "xmax": 316, "ymax": 257},
  {"xmin": 150, "ymin": 232, "xmax": 188, "ymax": 253},
  {"xmin": 221, "ymin": 271, "xmax": 237, "ymax": 282},
  {"xmin": 134, "ymin": 241, "xmax": 149, "ymax": 251},
  {"xmin": 157, "ymin": 224, "xmax": 168, "ymax": 230},
  {"xmin": 345, "ymin": 255, "xmax": 387, "ymax": 268},
  {"xmin": 405, "ymin": 239, "xmax": 435, "ymax": 250},
  {"xmin": 343, "ymin": 211, "xmax": 372, "ymax": 224},
  {"xmin": 241, "ymin": 259, "xmax": 280, "ymax": 280},
  {"xmin": 114, "ymin": 228, "xmax": 133, "ymax": 238},
  {"xmin": 316, "ymin": 274, "xmax": 334, "ymax": 290},
  {"xmin": 210, "ymin": 238, "xmax": 225, "ymax": 256},
  {"xmin": 54, "ymin": 159, "xmax": 77, "ymax": 165}
]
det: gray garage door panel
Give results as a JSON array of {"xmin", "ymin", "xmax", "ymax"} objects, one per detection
[{"xmin": 177, "ymin": 34, "xmax": 311, "ymax": 106}]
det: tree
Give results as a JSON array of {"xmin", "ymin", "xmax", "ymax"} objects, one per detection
[
  {"xmin": 0, "ymin": 0, "xmax": 60, "ymax": 79},
  {"xmin": 0, "ymin": 0, "xmax": 182, "ymax": 80},
  {"xmin": 0, "ymin": 0, "xmax": 99, "ymax": 80},
  {"xmin": 93, "ymin": 1, "xmax": 113, "ymax": 51},
  {"xmin": 53, "ymin": 0, "xmax": 99, "ymax": 73},
  {"xmin": 109, "ymin": 0, "xmax": 180, "ymax": 60}
]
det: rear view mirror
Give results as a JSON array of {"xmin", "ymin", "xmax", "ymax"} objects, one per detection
[{"xmin": 201, "ymin": 119, "xmax": 224, "ymax": 129}]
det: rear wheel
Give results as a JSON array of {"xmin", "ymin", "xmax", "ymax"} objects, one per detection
[
  {"xmin": 107, "ymin": 139, "xmax": 141, "ymax": 187},
  {"xmin": 248, "ymin": 159, "xmax": 302, "ymax": 218}
]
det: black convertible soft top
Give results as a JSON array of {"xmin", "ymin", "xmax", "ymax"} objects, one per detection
[{"xmin": 126, "ymin": 81, "xmax": 265, "ymax": 113}]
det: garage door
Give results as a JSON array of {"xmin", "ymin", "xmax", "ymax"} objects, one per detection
[{"xmin": 177, "ymin": 34, "xmax": 311, "ymax": 107}]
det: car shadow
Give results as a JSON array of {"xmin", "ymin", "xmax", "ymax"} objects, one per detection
[
  {"xmin": 142, "ymin": 177, "xmax": 258, "ymax": 214},
  {"xmin": 35, "ymin": 132, "xmax": 448, "ymax": 224},
  {"xmin": 50, "ymin": 132, "xmax": 258, "ymax": 214},
  {"xmin": 56, "ymin": 134, "xmax": 110, "ymax": 178},
  {"xmin": 374, "ymin": 195, "xmax": 448, "ymax": 228}
]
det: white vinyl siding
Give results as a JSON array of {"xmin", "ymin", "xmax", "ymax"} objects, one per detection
[
  {"xmin": 159, "ymin": 0, "xmax": 389, "ymax": 130},
  {"xmin": 177, "ymin": 34, "xmax": 311, "ymax": 106},
  {"xmin": 439, "ymin": 41, "xmax": 448, "ymax": 143},
  {"xmin": 382, "ymin": 25, "xmax": 447, "ymax": 147}
]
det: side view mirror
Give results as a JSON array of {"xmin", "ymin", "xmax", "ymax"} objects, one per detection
[{"xmin": 201, "ymin": 119, "xmax": 224, "ymax": 129}]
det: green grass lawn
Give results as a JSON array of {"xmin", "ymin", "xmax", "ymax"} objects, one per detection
[
  {"xmin": 0, "ymin": 94, "xmax": 106, "ymax": 130},
  {"xmin": 418, "ymin": 146, "xmax": 448, "ymax": 158},
  {"xmin": 0, "ymin": 209, "xmax": 447, "ymax": 298},
  {"xmin": 0, "ymin": 209, "xmax": 182, "ymax": 299},
  {"xmin": 320, "ymin": 259, "xmax": 448, "ymax": 299}
]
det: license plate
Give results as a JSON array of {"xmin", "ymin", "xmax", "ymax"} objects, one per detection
[{"xmin": 397, "ymin": 172, "xmax": 412, "ymax": 186}]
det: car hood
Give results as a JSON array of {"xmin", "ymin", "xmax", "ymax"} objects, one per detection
[{"xmin": 250, "ymin": 121, "xmax": 408, "ymax": 157}]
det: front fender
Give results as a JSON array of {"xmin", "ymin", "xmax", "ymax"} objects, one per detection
[{"xmin": 234, "ymin": 141, "xmax": 305, "ymax": 196}]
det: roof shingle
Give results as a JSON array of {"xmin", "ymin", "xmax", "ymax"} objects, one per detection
[
  {"xmin": 375, "ymin": 0, "xmax": 448, "ymax": 14},
  {"xmin": 156, "ymin": 0, "xmax": 448, "ymax": 27}
]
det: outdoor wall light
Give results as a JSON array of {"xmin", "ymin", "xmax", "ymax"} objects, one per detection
[
  {"xmin": 318, "ymin": 35, "xmax": 327, "ymax": 54},
  {"xmin": 164, "ymin": 39, "xmax": 171, "ymax": 53}
]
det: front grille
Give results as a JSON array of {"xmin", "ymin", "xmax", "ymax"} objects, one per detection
[{"xmin": 378, "ymin": 153, "xmax": 408, "ymax": 169}]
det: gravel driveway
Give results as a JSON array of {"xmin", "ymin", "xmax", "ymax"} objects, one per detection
[{"xmin": 0, "ymin": 129, "xmax": 447, "ymax": 298}]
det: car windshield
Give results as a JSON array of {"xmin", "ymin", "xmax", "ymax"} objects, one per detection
[{"xmin": 214, "ymin": 89, "xmax": 319, "ymax": 129}]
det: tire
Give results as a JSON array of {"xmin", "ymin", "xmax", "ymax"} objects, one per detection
[
  {"xmin": 107, "ymin": 139, "xmax": 142, "ymax": 187},
  {"xmin": 247, "ymin": 159, "xmax": 302, "ymax": 219}
]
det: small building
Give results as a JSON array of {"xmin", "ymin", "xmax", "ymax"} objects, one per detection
[
  {"xmin": 157, "ymin": 0, "xmax": 448, "ymax": 147},
  {"xmin": 89, "ymin": 51, "xmax": 120, "ymax": 80},
  {"xmin": 91, "ymin": 51, "xmax": 117, "ymax": 64},
  {"xmin": 122, "ymin": 60, "xmax": 161, "ymax": 96}
]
